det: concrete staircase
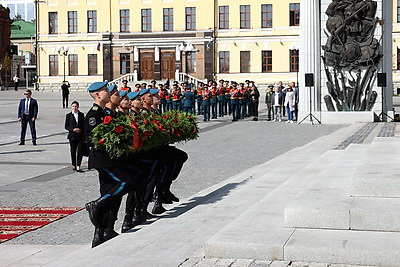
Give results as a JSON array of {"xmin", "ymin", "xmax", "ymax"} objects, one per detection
[
  {"xmin": 41, "ymin": 123, "xmax": 400, "ymax": 266},
  {"xmin": 206, "ymin": 131, "xmax": 400, "ymax": 266}
]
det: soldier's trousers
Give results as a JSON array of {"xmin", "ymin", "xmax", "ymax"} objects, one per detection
[
  {"xmin": 211, "ymin": 103, "xmax": 217, "ymax": 118},
  {"xmin": 218, "ymin": 100, "xmax": 224, "ymax": 116},
  {"xmin": 231, "ymin": 103, "xmax": 239, "ymax": 120}
]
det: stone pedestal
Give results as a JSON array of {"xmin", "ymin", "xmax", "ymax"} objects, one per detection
[{"xmin": 299, "ymin": 0, "xmax": 392, "ymax": 124}]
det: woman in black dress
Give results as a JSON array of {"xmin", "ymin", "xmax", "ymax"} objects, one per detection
[{"xmin": 65, "ymin": 101, "xmax": 85, "ymax": 172}]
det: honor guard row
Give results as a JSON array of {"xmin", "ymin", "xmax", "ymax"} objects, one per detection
[{"xmin": 84, "ymin": 81, "xmax": 187, "ymax": 248}]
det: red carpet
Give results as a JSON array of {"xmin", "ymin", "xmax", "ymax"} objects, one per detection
[{"xmin": 0, "ymin": 207, "xmax": 83, "ymax": 243}]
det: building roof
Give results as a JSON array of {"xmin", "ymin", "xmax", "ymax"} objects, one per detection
[{"xmin": 10, "ymin": 20, "xmax": 35, "ymax": 39}]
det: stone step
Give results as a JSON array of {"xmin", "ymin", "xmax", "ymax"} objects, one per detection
[
  {"xmin": 204, "ymin": 149, "xmax": 345, "ymax": 260},
  {"xmin": 285, "ymin": 136, "xmax": 400, "ymax": 232},
  {"xmin": 205, "ymin": 135, "xmax": 400, "ymax": 266},
  {"xmin": 351, "ymin": 137, "xmax": 400, "ymax": 198},
  {"xmin": 285, "ymin": 228, "xmax": 400, "ymax": 266},
  {"xmin": 351, "ymin": 197, "xmax": 400, "ymax": 232},
  {"xmin": 284, "ymin": 145, "xmax": 369, "ymax": 230}
]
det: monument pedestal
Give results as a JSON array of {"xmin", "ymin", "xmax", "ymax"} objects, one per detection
[{"xmin": 299, "ymin": 0, "xmax": 392, "ymax": 124}]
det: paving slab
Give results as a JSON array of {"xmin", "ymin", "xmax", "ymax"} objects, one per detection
[
  {"xmin": 285, "ymin": 229, "xmax": 400, "ymax": 266},
  {"xmin": 350, "ymin": 197, "xmax": 400, "ymax": 231},
  {"xmin": 0, "ymin": 245, "xmax": 82, "ymax": 266},
  {"xmin": 284, "ymin": 143, "xmax": 370, "ymax": 230}
]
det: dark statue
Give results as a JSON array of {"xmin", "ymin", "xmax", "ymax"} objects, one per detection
[{"xmin": 322, "ymin": 0, "xmax": 383, "ymax": 111}]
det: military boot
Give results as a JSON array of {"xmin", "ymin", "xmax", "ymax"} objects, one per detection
[
  {"xmin": 103, "ymin": 210, "xmax": 119, "ymax": 241},
  {"xmin": 152, "ymin": 192, "xmax": 166, "ymax": 215},
  {"xmin": 92, "ymin": 228, "xmax": 105, "ymax": 248},
  {"xmin": 141, "ymin": 202, "xmax": 154, "ymax": 220},
  {"xmin": 121, "ymin": 213, "xmax": 134, "ymax": 233},
  {"xmin": 85, "ymin": 197, "xmax": 108, "ymax": 228}
]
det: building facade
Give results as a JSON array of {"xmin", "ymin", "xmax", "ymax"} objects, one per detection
[
  {"xmin": 0, "ymin": 5, "xmax": 11, "ymax": 60},
  {"xmin": 35, "ymin": 0, "xmax": 400, "ymax": 92},
  {"xmin": 36, "ymin": 0, "xmax": 302, "ymax": 90},
  {"xmin": 10, "ymin": 20, "xmax": 36, "ymax": 87}
]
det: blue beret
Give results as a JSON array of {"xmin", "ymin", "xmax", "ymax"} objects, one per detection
[
  {"xmin": 150, "ymin": 89, "xmax": 159, "ymax": 95},
  {"xmin": 128, "ymin": 91, "xmax": 140, "ymax": 100},
  {"xmin": 87, "ymin": 81, "xmax": 108, "ymax": 92},
  {"xmin": 107, "ymin": 84, "xmax": 117, "ymax": 93},
  {"xmin": 139, "ymin": 88, "xmax": 150, "ymax": 96},
  {"xmin": 119, "ymin": 90, "xmax": 128, "ymax": 98}
]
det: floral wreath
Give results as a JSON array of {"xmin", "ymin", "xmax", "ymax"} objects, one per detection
[{"xmin": 91, "ymin": 111, "xmax": 199, "ymax": 158}]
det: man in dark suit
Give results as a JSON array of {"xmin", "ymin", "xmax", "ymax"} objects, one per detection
[
  {"xmin": 61, "ymin": 81, "xmax": 70, "ymax": 108},
  {"xmin": 18, "ymin": 90, "xmax": 38, "ymax": 145}
]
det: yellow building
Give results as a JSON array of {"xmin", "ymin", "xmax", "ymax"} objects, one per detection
[{"xmin": 35, "ymin": 0, "xmax": 399, "ymax": 91}]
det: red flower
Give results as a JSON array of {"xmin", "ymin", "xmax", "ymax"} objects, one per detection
[
  {"xmin": 144, "ymin": 119, "xmax": 149, "ymax": 125},
  {"xmin": 153, "ymin": 115, "xmax": 158, "ymax": 119},
  {"xmin": 162, "ymin": 115, "xmax": 168, "ymax": 119},
  {"xmin": 193, "ymin": 128, "xmax": 197, "ymax": 133},
  {"xmin": 115, "ymin": 125, "xmax": 124, "ymax": 134},
  {"xmin": 104, "ymin": 116, "xmax": 112, "ymax": 124},
  {"xmin": 98, "ymin": 138, "xmax": 105, "ymax": 145},
  {"xmin": 142, "ymin": 131, "xmax": 148, "ymax": 140},
  {"xmin": 173, "ymin": 119, "xmax": 178, "ymax": 123}
]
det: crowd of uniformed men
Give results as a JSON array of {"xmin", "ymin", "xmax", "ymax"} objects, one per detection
[
  {"xmin": 119, "ymin": 79, "xmax": 263, "ymax": 122},
  {"xmin": 82, "ymin": 78, "xmax": 299, "ymax": 248},
  {"xmin": 119, "ymin": 79, "xmax": 299, "ymax": 123}
]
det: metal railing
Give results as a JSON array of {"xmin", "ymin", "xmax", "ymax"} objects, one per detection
[
  {"xmin": 176, "ymin": 69, "xmax": 206, "ymax": 87},
  {"xmin": 109, "ymin": 69, "xmax": 205, "ymax": 87},
  {"xmin": 109, "ymin": 71, "xmax": 138, "ymax": 85}
]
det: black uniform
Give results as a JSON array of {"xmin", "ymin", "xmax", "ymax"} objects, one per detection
[
  {"xmin": 84, "ymin": 104, "xmax": 143, "ymax": 247},
  {"xmin": 143, "ymin": 107, "xmax": 188, "ymax": 213},
  {"xmin": 121, "ymin": 109, "xmax": 160, "ymax": 231}
]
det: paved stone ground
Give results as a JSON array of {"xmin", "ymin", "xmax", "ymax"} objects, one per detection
[{"xmin": 1, "ymin": 90, "xmax": 397, "ymax": 266}]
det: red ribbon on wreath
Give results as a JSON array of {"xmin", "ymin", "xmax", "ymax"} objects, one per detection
[
  {"xmin": 131, "ymin": 122, "xmax": 140, "ymax": 149},
  {"xmin": 153, "ymin": 120, "xmax": 165, "ymax": 132}
]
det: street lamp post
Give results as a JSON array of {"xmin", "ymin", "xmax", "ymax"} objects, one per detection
[
  {"xmin": 35, "ymin": 0, "xmax": 46, "ymax": 91},
  {"xmin": 57, "ymin": 46, "xmax": 69, "ymax": 82}
]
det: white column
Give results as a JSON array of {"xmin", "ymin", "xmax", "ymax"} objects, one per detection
[
  {"xmin": 155, "ymin": 46, "xmax": 160, "ymax": 62},
  {"xmin": 382, "ymin": 0, "xmax": 393, "ymax": 119},
  {"xmin": 176, "ymin": 45, "xmax": 181, "ymax": 61},
  {"xmin": 134, "ymin": 46, "xmax": 139, "ymax": 62},
  {"xmin": 299, "ymin": 0, "xmax": 321, "ymax": 122}
]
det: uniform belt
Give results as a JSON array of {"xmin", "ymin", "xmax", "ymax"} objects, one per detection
[
  {"xmin": 211, "ymin": 96, "xmax": 217, "ymax": 98},
  {"xmin": 172, "ymin": 99, "xmax": 180, "ymax": 101},
  {"xmin": 231, "ymin": 97, "xmax": 238, "ymax": 99}
]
